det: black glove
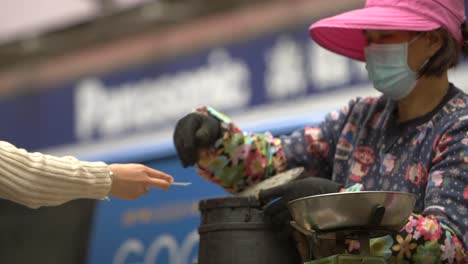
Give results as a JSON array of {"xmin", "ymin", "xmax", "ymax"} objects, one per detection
[
  {"xmin": 173, "ymin": 113, "xmax": 221, "ymax": 168},
  {"xmin": 259, "ymin": 177, "xmax": 342, "ymax": 204},
  {"xmin": 259, "ymin": 177, "xmax": 342, "ymax": 235}
]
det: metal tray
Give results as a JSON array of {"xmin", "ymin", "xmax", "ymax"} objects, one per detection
[{"xmin": 288, "ymin": 191, "xmax": 416, "ymax": 238}]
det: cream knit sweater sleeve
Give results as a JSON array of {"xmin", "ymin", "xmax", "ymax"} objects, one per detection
[{"xmin": 0, "ymin": 141, "xmax": 112, "ymax": 208}]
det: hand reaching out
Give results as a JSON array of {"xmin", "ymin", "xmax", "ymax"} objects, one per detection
[
  {"xmin": 108, "ymin": 164, "xmax": 174, "ymax": 200},
  {"xmin": 173, "ymin": 113, "xmax": 221, "ymax": 167}
]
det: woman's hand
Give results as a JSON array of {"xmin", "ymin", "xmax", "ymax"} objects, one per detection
[
  {"xmin": 108, "ymin": 164, "xmax": 174, "ymax": 200},
  {"xmin": 173, "ymin": 113, "xmax": 221, "ymax": 168},
  {"xmin": 258, "ymin": 177, "xmax": 343, "ymax": 204}
]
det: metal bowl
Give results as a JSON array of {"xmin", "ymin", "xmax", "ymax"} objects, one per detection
[{"xmin": 287, "ymin": 191, "xmax": 417, "ymax": 238}]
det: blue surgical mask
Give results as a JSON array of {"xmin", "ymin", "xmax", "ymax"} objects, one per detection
[{"xmin": 364, "ymin": 36, "xmax": 421, "ymax": 100}]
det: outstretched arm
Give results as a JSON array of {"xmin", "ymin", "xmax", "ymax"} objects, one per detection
[
  {"xmin": 0, "ymin": 141, "xmax": 173, "ymax": 208},
  {"xmin": 192, "ymin": 100, "xmax": 356, "ymax": 193}
]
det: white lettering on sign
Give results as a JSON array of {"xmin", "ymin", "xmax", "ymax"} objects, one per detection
[
  {"xmin": 112, "ymin": 230, "xmax": 199, "ymax": 264},
  {"xmin": 264, "ymin": 35, "xmax": 307, "ymax": 99},
  {"xmin": 113, "ymin": 239, "xmax": 144, "ymax": 264},
  {"xmin": 74, "ymin": 49, "xmax": 251, "ymax": 140},
  {"xmin": 307, "ymin": 42, "xmax": 351, "ymax": 89}
]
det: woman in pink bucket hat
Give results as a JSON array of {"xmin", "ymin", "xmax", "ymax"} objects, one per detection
[{"xmin": 173, "ymin": 0, "xmax": 467, "ymax": 262}]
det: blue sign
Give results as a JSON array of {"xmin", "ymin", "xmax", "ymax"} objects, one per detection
[
  {"xmin": 0, "ymin": 21, "xmax": 369, "ymax": 264},
  {"xmin": 0, "ymin": 23, "xmax": 369, "ymax": 152}
]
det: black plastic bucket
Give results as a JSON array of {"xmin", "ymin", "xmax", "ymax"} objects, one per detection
[{"xmin": 198, "ymin": 196, "xmax": 300, "ymax": 264}]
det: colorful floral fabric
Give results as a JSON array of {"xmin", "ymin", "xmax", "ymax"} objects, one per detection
[
  {"xmin": 194, "ymin": 84, "xmax": 468, "ymax": 262},
  {"xmin": 344, "ymin": 214, "xmax": 466, "ymax": 263}
]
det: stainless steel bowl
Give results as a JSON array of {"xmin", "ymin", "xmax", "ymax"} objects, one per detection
[{"xmin": 287, "ymin": 191, "xmax": 417, "ymax": 238}]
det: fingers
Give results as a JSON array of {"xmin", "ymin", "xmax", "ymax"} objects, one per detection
[
  {"xmin": 263, "ymin": 199, "xmax": 293, "ymax": 233},
  {"xmin": 173, "ymin": 129, "xmax": 186, "ymax": 165},
  {"xmin": 195, "ymin": 129, "xmax": 210, "ymax": 147},
  {"xmin": 263, "ymin": 198, "xmax": 288, "ymax": 216},
  {"xmin": 182, "ymin": 115, "xmax": 202, "ymax": 166},
  {"xmin": 144, "ymin": 167, "xmax": 174, "ymax": 183},
  {"xmin": 174, "ymin": 114, "xmax": 203, "ymax": 167},
  {"xmin": 258, "ymin": 184, "xmax": 287, "ymax": 204},
  {"xmin": 195, "ymin": 114, "xmax": 221, "ymax": 148},
  {"xmin": 145, "ymin": 177, "xmax": 172, "ymax": 190},
  {"xmin": 174, "ymin": 123, "xmax": 191, "ymax": 168},
  {"xmin": 144, "ymin": 167, "xmax": 173, "ymax": 190}
]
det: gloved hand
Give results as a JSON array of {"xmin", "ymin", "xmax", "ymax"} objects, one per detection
[
  {"xmin": 258, "ymin": 176, "xmax": 343, "ymax": 204},
  {"xmin": 173, "ymin": 113, "xmax": 221, "ymax": 168},
  {"xmin": 258, "ymin": 177, "xmax": 343, "ymax": 235}
]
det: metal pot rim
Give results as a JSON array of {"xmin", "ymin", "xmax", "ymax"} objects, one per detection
[{"xmin": 287, "ymin": 191, "xmax": 418, "ymax": 206}]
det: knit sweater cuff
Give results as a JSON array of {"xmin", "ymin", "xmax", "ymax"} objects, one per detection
[{"xmin": 0, "ymin": 141, "xmax": 112, "ymax": 208}]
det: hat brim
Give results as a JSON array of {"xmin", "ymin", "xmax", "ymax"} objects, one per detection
[{"xmin": 310, "ymin": 6, "xmax": 441, "ymax": 61}]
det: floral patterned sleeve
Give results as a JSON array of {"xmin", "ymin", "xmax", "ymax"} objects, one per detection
[
  {"xmin": 194, "ymin": 100, "xmax": 356, "ymax": 193},
  {"xmin": 279, "ymin": 99, "xmax": 357, "ymax": 180},
  {"xmin": 194, "ymin": 106, "xmax": 287, "ymax": 193},
  {"xmin": 362, "ymin": 214, "xmax": 466, "ymax": 263},
  {"xmin": 351, "ymin": 120, "xmax": 468, "ymax": 263}
]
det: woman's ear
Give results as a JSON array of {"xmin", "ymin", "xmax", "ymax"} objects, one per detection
[{"xmin": 424, "ymin": 30, "xmax": 443, "ymax": 57}]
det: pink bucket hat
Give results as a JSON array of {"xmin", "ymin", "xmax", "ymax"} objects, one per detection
[{"xmin": 310, "ymin": 0, "xmax": 467, "ymax": 61}]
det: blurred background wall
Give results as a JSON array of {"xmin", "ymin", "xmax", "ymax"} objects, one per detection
[{"xmin": 0, "ymin": 1, "xmax": 466, "ymax": 264}]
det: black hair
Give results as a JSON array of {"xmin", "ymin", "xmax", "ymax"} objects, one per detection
[
  {"xmin": 461, "ymin": 22, "xmax": 468, "ymax": 57},
  {"xmin": 418, "ymin": 23, "xmax": 468, "ymax": 77}
]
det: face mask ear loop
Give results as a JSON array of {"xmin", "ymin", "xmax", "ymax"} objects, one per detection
[
  {"xmin": 408, "ymin": 33, "xmax": 423, "ymax": 45},
  {"xmin": 407, "ymin": 33, "xmax": 428, "ymax": 77},
  {"xmin": 418, "ymin": 59, "xmax": 430, "ymax": 72}
]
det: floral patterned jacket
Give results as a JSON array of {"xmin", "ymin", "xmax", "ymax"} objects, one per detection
[{"xmin": 195, "ymin": 84, "xmax": 467, "ymax": 263}]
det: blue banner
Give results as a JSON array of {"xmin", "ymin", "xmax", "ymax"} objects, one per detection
[{"xmin": 0, "ymin": 24, "xmax": 369, "ymax": 151}]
